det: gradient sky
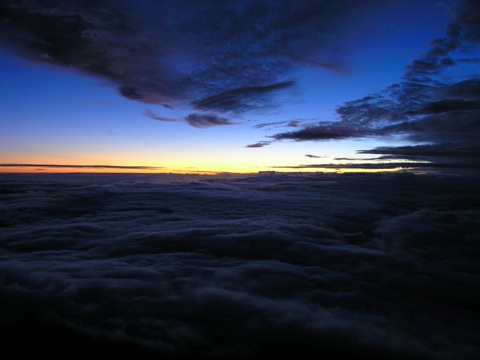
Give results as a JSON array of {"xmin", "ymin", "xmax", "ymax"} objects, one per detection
[{"xmin": 1, "ymin": 0, "xmax": 479, "ymax": 174}]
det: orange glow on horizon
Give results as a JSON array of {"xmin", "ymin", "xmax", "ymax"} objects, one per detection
[{"xmin": 0, "ymin": 164, "xmax": 411, "ymax": 175}]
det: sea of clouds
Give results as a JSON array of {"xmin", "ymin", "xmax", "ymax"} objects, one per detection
[{"xmin": 0, "ymin": 172, "xmax": 479, "ymax": 359}]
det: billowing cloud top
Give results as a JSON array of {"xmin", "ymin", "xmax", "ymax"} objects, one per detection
[{"xmin": 0, "ymin": 172, "xmax": 479, "ymax": 358}]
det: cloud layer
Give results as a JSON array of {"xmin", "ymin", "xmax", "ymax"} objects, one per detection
[{"xmin": 0, "ymin": 172, "xmax": 479, "ymax": 359}]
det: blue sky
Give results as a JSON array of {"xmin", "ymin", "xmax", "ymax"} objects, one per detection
[{"xmin": 1, "ymin": 0, "xmax": 479, "ymax": 174}]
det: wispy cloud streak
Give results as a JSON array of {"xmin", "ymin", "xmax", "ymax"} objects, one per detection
[
  {"xmin": 245, "ymin": 141, "xmax": 272, "ymax": 148},
  {"xmin": 143, "ymin": 109, "xmax": 235, "ymax": 128}
]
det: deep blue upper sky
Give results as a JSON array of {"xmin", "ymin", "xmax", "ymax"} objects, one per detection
[{"xmin": 0, "ymin": 0, "xmax": 479, "ymax": 174}]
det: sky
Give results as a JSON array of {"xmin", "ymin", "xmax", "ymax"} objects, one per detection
[
  {"xmin": 1, "ymin": 0, "xmax": 479, "ymax": 174},
  {"xmin": 1, "ymin": 2, "xmax": 480, "ymax": 358}
]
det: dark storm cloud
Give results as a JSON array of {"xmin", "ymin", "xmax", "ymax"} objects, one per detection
[
  {"xmin": 0, "ymin": 0, "xmax": 376, "ymax": 114},
  {"xmin": 0, "ymin": 173, "xmax": 479, "ymax": 359}
]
